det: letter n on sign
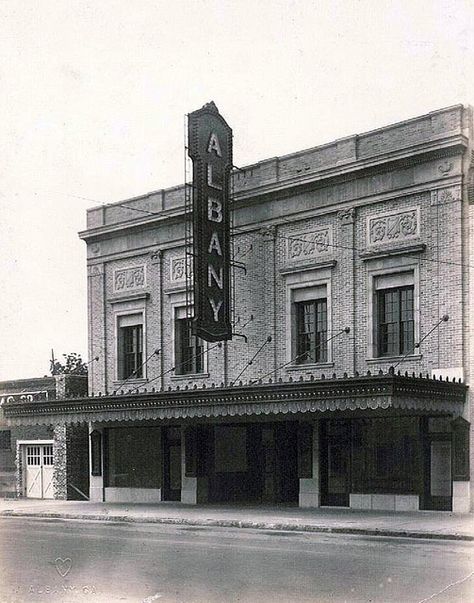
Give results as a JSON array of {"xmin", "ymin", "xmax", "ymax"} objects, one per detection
[{"xmin": 188, "ymin": 102, "xmax": 232, "ymax": 342}]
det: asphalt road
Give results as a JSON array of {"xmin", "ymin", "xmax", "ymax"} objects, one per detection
[{"xmin": 0, "ymin": 518, "xmax": 473, "ymax": 603}]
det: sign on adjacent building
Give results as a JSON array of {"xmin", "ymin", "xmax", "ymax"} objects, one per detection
[
  {"xmin": 188, "ymin": 102, "xmax": 233, "ymax": 342},
  {"xmin": 0, "ymin": 391, "xmax": 49, "ymax": 406}
]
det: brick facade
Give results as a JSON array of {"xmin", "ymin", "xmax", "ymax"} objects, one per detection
[
  {"xmin": 5, "ymin": 104, "xmax": 473, "ymax": 511},
  {"xmin": 85, "ymin": 106, "xmax": 471, "ymax": 397}
]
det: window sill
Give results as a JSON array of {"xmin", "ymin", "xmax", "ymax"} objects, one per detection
[
  {"xmin": 170, "ymin": 373, "xmax": 209, "ymax": 381},
  {"xmin": 112, "ymin": 379, "xmax": 148, "ymax": 390},
  {"xmin": 366, "ymin": 354, "xmax": 422, "ymax": 364},
  {"xmin": 286, "ymin": 362, "xmax": 334, "ymax": 371}
]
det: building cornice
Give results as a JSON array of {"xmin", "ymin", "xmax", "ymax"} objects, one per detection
[{"xmin": 79, "ymin": 140, "xmax": 467, "ymax": 245}]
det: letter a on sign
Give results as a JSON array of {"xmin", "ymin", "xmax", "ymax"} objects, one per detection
[
  {"xmin": 207, "ymin": 132, "xmax": 222, "ymax": 156},
  {"xmin": 188, "ymin": 102, "xmax": 232, "ymax": 342}
]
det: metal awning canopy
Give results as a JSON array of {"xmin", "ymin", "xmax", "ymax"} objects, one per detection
[{"xmin": 3, "ymin": 372, "xmax": 467, "ymax": 426}]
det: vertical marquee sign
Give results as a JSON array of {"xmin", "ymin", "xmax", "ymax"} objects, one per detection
[{"xmin": 188, "ymin": 102, "xmax": 232, "ymax": 342}]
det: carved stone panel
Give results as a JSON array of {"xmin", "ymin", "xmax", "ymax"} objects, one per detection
[
  {"xmin": 367, "ymin": 208, "xmax": 420, "ymax": 247},
  {"xmin": 87, "ymin": 264, "xmax": 104, "ymax": 277},
  {"xmin": 170, "ymin": 257, "xmax": 193, "ymax": 283},
  {"xmin": 286, "ymin": 228, "xmax": 332, "ymax": 262},
  {"xmin": 114, "ymin": 266, "xmax": 146, "ymax": 292},
  {"xmin": 431, "ymin": 185, "xmax": 462, "ymax": 206}
]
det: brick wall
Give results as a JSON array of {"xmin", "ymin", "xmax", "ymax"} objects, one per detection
[{"xmin": 84, "ymin": 106, "xmax": 471, "ymax": 413}]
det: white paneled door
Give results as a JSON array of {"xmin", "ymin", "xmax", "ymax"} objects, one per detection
[{"xmin": 25, "ymin": 444, "xmax": 54, "ymax": 499}]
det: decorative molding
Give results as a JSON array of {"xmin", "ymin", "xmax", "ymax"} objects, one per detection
[
  {"xmin": 170, "ymin": 257, "xmax": 192, "ymax": 283},
  {"xmin": 114, "ymin": 266, "xmax": 146, "ymax": 292},
  {"xmin": 337, "ymin": 207, "xmax": 355, "ymax": 225},
  {"xmin": 286, "ymin": 228, "xmax": 332, "ymax": 262},
  {"xmin": 431, "ymin": 185, "xmax": 462, "ymax": 206},
  {"xmin": 4, "ymin": 373, "xmax": 466, "ymax": 426},
  {"xmin": 360, "ymin": 243, "xmax": 426, "ymax": 262},
  {"xmin": 87, "ymin": 264, "xmax": 104, "ymax": 277},
  {"xmin": 438, "ymin": 160, "xmax": 454, "ymax": 175},
  {"xmin": 150, "ymin": 249, "xmax": 162, "ymax": 264},
  {"xmin": 260, "ymin": 225, "xmax": 277, "ymax": 240},
  {"xmin": 90, "ymin": 243, "xmax": 101, "ymax": 255},
  {"xmin": 279, "ymin": 260, "xmax": 337, "ymax": 276},
  {"xmin": 108, "ymin": 292, "xmax": 150, "ymax": 305},
  {"xmin": 367, "ymin": 208, "xmax": 419, "ymax": 247}
]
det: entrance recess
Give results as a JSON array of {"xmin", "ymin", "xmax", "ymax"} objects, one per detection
[
  {"xmin": 421, "ymin": 417, "xmax": 453, "ymax": 511},
  {"xmin": 321, "ymin": 420, "xmax": 351, "ymax": 506},
  {"xmin": 162, "ymin": 427, "xmax": 182, "ymax": 501},
  {"xmin": 208, "ymin": 422, "xmax": 299, "ymax": 504},
  {"xmin": 25, "ymin": 444, "xmax": 54, "ymax": 499}
]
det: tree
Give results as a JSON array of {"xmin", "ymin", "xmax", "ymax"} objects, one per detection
[{"xmin": 50, "ymin": 352, "xmax": 88, "ymax": 376}]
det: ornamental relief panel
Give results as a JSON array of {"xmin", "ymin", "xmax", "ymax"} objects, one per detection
[
  {"xmin": 114, "ymin": 266, "xmax": 146, "ymax": 292},
  {"xmin": 367, "ymin": 208, "xmax": 420, "ymax": 247},
  {"xmin": 431, "ymin": 185, "xmax": 462, "ymax": 206},
  {"xmin": 170, "ymin": 257, "xmax": 192, "ymax": 283},
  {"xmin": 286, "ymin": 228, "xmax": 332, "ymax": 262}
]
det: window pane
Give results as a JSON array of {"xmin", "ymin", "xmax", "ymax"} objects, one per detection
[
  {"xmin": 175, "ymin": 318, "xmax": 204, "ymax": 374},
  {"xmin": 120, "ymin": 324, "xmax": 143, "ymax": 379},
  {"xmin": 106, "ymin": 427, "xmax": 161, "ymax": 488},
  {"xmin": 377, "ymin": 285, "xmax": 413, "ymax": 356},
  {"xmin": 295, "ymin": 299, "xmax": 327, "ymax": 364}
]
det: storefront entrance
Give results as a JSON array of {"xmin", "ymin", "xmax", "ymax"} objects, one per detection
[
  {"xmin": 320, "ymin": 416, "xmax": 457, "ymax": 511},
  {"xmin": 320, "ymin": 420, "xmax": 351, "ymax": 506},
  {"xmin": 162, "ymin": 427, "xmax": 182, "ymax": 501},
  {"xmin": 421, "ymin": 418, "xmax": 453, "ymax": 511},
  {"xmin": 207, "ymin": 422, "xmax": 299, "ymax": 504}
]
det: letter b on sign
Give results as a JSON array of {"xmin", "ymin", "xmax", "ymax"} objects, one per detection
[{"xmin": 208, "ymin": 198, "xmax": 223, "ymax": 223}]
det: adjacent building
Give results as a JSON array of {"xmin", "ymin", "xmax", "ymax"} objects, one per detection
[
  {"xmin": 5, "ymin": 104, "xmax": 473, "ymax": 512},
  {"xmin": 0, "ymin": 375, "xmax": 88, "ymax": 499}
]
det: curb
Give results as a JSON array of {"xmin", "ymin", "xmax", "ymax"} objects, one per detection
[{"xmin": 1, "ymin": 510, "xmax": 473, "ymax": 541}]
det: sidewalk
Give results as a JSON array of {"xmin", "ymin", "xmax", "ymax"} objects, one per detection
[{"xmin": 1, "ymin": 498, "xmax": 473, "ymax": 541}]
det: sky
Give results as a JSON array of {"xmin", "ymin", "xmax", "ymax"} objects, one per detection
[{"xmin": 0, "ymin": 0, "xmax": 473, "ymax": 380}]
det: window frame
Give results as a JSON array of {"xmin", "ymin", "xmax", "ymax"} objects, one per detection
[
  {"xmin": 294, "ymin": 298, "xmax": 329, "ymax": 364},
  {"xmin": 172, "ymin": 306, "xmax": 208, "ymax": 377},
  {"xmin": 367, "ymin": 264, "xmax": 420, "ymax": 360},
  {"xmin": 115, "ymin": 311, "xmax": 146, "ymax": 382},
  {"xmin": 376, "ymin": 284, "xmax": 415, "ymax": 357},
  {"xmin": 284, "ymin": 269, "xmax": 333, "ymax": 367}
]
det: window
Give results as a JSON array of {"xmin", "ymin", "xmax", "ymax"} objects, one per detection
[
  {"xmin": 295, "ymin": 299, "xmax": 328, "ymax": 364},
  {"xmin": 105, "ymin": 427, "xmax": 161, "ymax": 488},
  {"xmin": 351, "ymin": 417, "xmax": 420, "ymax": 494},
  {"xmin": 117, "ymin": 314, "xmax": 143, "ymax": 380},
  {"xmin": 175, "ymin": 317, "xmax": 204, "ymax": 375},
  {"xmin": 377, "ymin": 285, "xmax": 414, "ymax": 356}
]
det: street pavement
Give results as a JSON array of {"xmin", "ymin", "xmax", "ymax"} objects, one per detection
[
  {"xmin": 0, "ymin": 517, "xmax": 473, "ymax": 602},
  {"xmin": 0, "ymin": 498, "xmax": 473, "ymax": 540}
]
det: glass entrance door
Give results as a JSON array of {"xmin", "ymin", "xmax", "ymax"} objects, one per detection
[
  {"xmin": 423, "ymin": 438, "xmax": 452, "ymax": 511},
  {"xmin": 162, "ymin": 427, "xmax": 182, "ymax": 501},
  {"xmin": 422, "ymin": 418, "xmax": 452, "ymax": 511},
  {"xmin": 321, "ymin": 420, "xmax": 351, "ymax": 506}
]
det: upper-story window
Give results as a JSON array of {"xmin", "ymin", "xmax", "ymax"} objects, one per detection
[
  {"xmin": 117, "ymin": 314, "xmax": 143, "ymax": 380},
  {"xmin": 295, "ymin": 298, "xmax": 328, "ymax": 364},
  {"xmin": 289, "ymin": 282, "xmax": 329, "ymax": 365},
  {"xmin": 174, "ymin": 315, "xmax": 205, "ymax": 375},
  {"xmin": 375, "ymin": 273, "xmax": 414, "ymax": 357}
]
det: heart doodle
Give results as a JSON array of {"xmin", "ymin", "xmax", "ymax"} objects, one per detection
[{"xmin": 55, "ymin": 557, "xmax": 72, "ymax": 577}]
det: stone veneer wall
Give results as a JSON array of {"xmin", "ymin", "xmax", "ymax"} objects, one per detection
[{"xmin": 53, "ymin": 424, "xmax": 89, "ymax": 500}]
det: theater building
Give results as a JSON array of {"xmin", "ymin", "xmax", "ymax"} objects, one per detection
[{"xmin": 5, "ymin": 104, "xmax": 473, "ymax": 512}]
